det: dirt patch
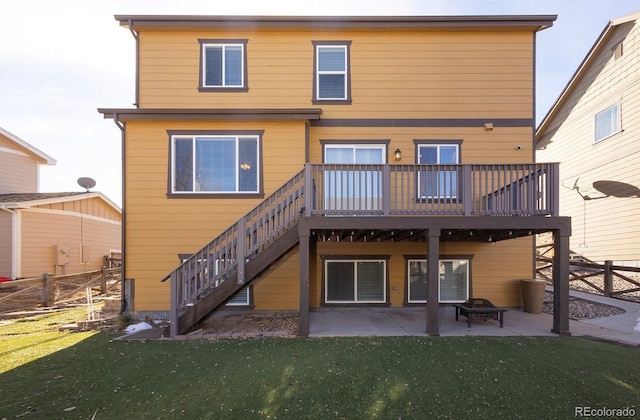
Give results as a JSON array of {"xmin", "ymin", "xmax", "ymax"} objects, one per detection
[{"xmin": 200, "ymin": 311, "xmax": 299, "ymax": 337}]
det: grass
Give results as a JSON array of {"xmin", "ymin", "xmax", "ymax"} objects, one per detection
[{"xmin": 1, "ymin": 311, "xmax": 639, "ymax": 419}]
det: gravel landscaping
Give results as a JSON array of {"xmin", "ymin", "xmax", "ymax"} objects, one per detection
[{"xmin": 541, "ymin": 291, "xmax": 625, "ymax": 319}]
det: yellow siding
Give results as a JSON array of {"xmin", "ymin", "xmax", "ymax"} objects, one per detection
[
  {"xmin": 309, "ymin": 126, "xmax": 534, "ymax": 164},
  {"xmin": 19, "ymin": 209, "xmax": 121, "ymax": 278},
  {"xmin": 126, "ymin": 22, "xmax": 540, "ymax": 313},
  {"xmin": 138, "ymin": 29, "xmax": 533, "ymax": 119},
  {"xmin": 252, "ymin": 251, "xmax": 300, "ymax": 310},
  {"xmin": 125, "ymin": 120, "xmax": 307, "ymax": 311}
]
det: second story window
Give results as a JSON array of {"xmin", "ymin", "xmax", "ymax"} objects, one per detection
[
  {"xmin": 171, "ymin": 133, "xmax": 261, "ymax": 196},
  {"xmin": 199, "ymin": 39, "xmax": 248, "ymax": 91},
  {"xmin": 594, "ymin": 103, "xmax": 620, "ymax": 143},
  {"xmin": 313, "ymin": 41, "xmax": 352, "ymax": 103},
  {"xmin": 416, "ymin": 141, "xmax": 461, "ymax": 200}
]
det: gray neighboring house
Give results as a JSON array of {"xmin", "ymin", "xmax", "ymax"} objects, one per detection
[{"xmin": 536, "ymin": 10, "xmax": 640, "ymax": 266}]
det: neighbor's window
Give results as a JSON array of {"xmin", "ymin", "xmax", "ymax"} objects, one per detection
[
  {"xmin": 199, "ymin": 40, "xmax": 248, "ymax": 90},
  {"xmin": 171, "ymin": 134, "xmax": 259, "ymax": 194},
  {"xmin": 594, "ymin": 103, "xmax": 619, "ymax": 143},
  {"xmin": 313, "ymin": 42, "xmax": 351, "ymax": 102},
  {"xmin": 417, "ymin": 143, "xmax": 460, "ymax": 199},
  {"xmin": 325, "ymin": 259, "xmax": 386, "ymax": 303},
  {"xmin": 407, "ymin": 258, "xmax": 469, "ymax": 303}
]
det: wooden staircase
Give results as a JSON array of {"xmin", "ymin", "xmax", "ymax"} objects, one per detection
[{"xmin": 164, "ymin": 170, "xmax": 306, "ymax": 336}]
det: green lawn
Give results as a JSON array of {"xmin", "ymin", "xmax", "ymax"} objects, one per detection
[{"xmin": 1, "ymin": 311, "xmax": 638, "ymax": 419}]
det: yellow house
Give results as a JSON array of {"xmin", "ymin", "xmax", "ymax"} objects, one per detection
[
  {"xmin": 99, "ymin": 15, "xmax": 571, "ymax": 337},
  {"xmin": 0, "ymin": 127, "xmax": 122, "ymax": 279}
]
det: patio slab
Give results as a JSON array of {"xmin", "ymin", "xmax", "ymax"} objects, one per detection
[{"xmin": 309, "ymin": 291, "xmax": 640, "ymax": 346}]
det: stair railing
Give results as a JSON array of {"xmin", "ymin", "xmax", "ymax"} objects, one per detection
[{"xmin": 166, "ymin": 169, "xmax": 306, "ymax": 335}]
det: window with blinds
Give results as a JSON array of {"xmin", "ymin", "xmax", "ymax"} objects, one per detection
[
  {"xmin": 171, "ymin": 134, "xmax": 259, "ymax": 194},
  {"xmin": 325, "ymin": 259, "xmax": 386, "ymax": 303},
  {"xmin": 313, "ymin": 41, "xmax": 351, "ymax": 102},
  {"xmin": 407, "ymin": 258, "xmax": 469, "ymax": 303},
  {"xmin": 199, "ymin": 39, "xmax": 248, "ymax": 90}
]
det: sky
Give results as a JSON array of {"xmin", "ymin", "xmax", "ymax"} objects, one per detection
[{"xmin": 1, "ymin": 0, "xmax": 639, "ymax": 208}]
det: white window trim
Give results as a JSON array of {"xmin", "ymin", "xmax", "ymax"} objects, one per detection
[
  {"xmin": 417, "ymin": 144, "xmax": 460, "ymax": 199},
  {"xmin": 171, "ymin": 134, "xmax": 260, "ymax": 194},
  {"xmin": 324, "ymin": 144, "xmax": 386, "ymax": 162},
  {"xmin": 316, "ymin": 45, "xmax": 348, "ymax": 100},
  {"xmin": 594, "ymin": 102, "xmax": 621, "ymax": 143},
  {"xmin": 202, "ymin": 43, "xmax": 245, "ymax": 88},
  {"xmin": 407, "ymin": 258, "xmax": 469, "ymax": 304},
  {"xmin": 325, "ymin": 259, "xmax": 387, "ymax": 304},
  {"xmin": 226, "ymin": 287, "xmax": 250, "ymax": 306}
]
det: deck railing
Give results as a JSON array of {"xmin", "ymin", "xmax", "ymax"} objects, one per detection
[
  {"xmin": 305, "ymin": 163, "xmax": 558, "ymax": 217},
  {"xmin": 167, "ymin": 162, "xmax": 558, "ymax": 334}
]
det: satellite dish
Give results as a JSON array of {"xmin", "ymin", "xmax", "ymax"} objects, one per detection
[{"xmin": 77, "ymin": 177, "xmax": 96, "ymax": 192}]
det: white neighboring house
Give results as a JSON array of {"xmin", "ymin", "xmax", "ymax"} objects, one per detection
[{"xmin": 536, "ymin": 10, "xmax": 640, "ymax": 266}]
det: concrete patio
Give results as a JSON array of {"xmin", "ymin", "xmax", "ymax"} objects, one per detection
[{"xmin": 309, "ymin": 289, "xmax": 640, "ymax": 346}]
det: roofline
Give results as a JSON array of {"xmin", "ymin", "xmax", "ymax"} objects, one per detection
[
  {"xmin": 0, "ymin": 127, "xmax": 57, "ymax": 165},
  {"xmin": 97, "ymin": 108, "xmax": 323, "ymax": 122},
  {"xmin": 1, "ymin": 192, "xmax": 121, "ymax": 213},
  {"xmin": 536, "ymin": 10, "xmax": 640, "ymax": 140},
  {"xmin": 114, "ymin": 14, "xmax": 556, "ymax": 31}
]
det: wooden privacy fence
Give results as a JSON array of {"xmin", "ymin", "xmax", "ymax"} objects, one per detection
[
  {"xmin": 536, "ymin": 245, "xmax": 640, "ymax": 301},
  {"xmin": 0, "ymin": 266, "xmax": 122, "ymax": 313}
]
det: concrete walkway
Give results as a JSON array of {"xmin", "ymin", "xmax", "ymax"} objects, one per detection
[{"xmin": 309, "ymin": 290, "xmax": 640, "ymax": 346}]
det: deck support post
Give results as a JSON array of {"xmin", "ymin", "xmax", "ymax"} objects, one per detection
[
  {"xmin": 552, "ymin": 229, "xmax": 571, "ymax": 335},
  {"xmin": 299, "ymin": 230, "xmax": 310, "ymax": 337},
  {"xmin": 427, "ymin": 228, "xmax": 441, "ymax": 336}
]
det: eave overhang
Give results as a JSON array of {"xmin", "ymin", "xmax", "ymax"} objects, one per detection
[
  {"xmin": 114, "ymin": 14, "xmax": 556, "ymax": 32},
  {"xmin": 98, "ymin": 108, "xmax": 322, "ymax": 122},
  {"xmin": 97, "ymin": 108, "xmax": 323, "ymax": 123},
  {"xmin": 0, "ymin": 127, "xmax": 56, "ymax": 165}
]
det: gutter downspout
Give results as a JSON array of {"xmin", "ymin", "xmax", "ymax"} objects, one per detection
[
  {"xmin": 0, "ymin": 206, "xmax": 18, "ymax": 279},
  {"xmin": 112, "ymin": 115, "xmax": 128, "ymax": 314},
  {"xmin": 127, "ymin": 20, "xmax": 140, "ymax": 108}
]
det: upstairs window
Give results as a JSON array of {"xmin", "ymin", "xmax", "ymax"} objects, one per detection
[
  {"xmin": 594, "ymin": 103, "xmax": 620, "ymax": 143},
  {"xmin": 170, "ymin": 133, "xmax": 261, "ymax": 195},
  {"xmin": 416, "ymin": 142, "xmax": 461, "ymax": 199},
  {"xmin": 313, "ymin": 41, "xmax": 351, "ymax": 103},
  {"xmin": 199, "ymin": 39, "xmax": 248, "ymax": 91}
]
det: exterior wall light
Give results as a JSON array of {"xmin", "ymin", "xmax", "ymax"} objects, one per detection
[{"xmin": 394, "ymin": 149, "xmax": 402, "ymax": 161}]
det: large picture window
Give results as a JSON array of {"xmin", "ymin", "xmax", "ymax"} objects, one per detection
[
  {"xmin": 199, "ymin": 39, "xmax": 248, "ymax": 90},
  {"xmin": 417, "ymin": 143, "xmax": 460, "ymax": 199},
  {"xmin": 325, "ymin": 259, "xmax": 386, "ymax": 303},
  {"xmin": 594, "ymin": 103, "xmax": 619, "ymax": 143},
  {"xmin": 171, "ymin": 134, "xmax": 260, "ymax": 194},
  {"xmin": 407, "ymin": 258, "xmax": 469, "ymax": 303},
  {"xmin": 313, "ymin": 41, "xmax": 351, "ymax": 102}
]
